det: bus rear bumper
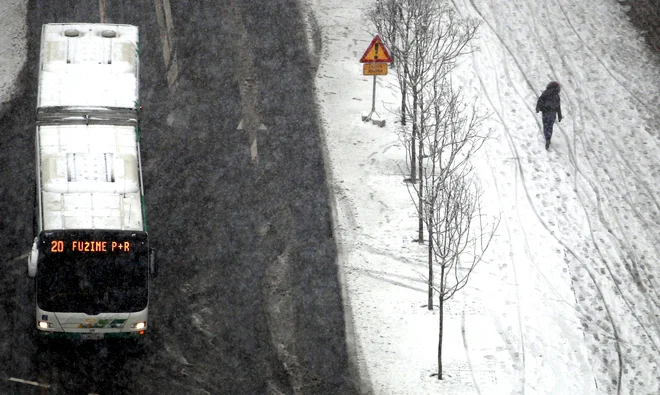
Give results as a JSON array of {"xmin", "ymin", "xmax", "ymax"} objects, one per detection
[{"xmin": 36, "ymin": 329, "xmax": 145, "ymax": 341}]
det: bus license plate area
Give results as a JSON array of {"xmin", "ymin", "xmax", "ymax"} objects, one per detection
[{"xmin": 80, "ymin": 333, "xmax": 104, "ymax": 340}]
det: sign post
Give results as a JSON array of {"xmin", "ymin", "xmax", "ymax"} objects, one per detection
[{"xmin": 360, "ymin": 35, "xmax": 393, "ymax": 126}]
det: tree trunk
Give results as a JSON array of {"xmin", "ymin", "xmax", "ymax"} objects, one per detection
[
  {"xmin": 401, "ymin": 83, "xmax": 407, "ymax": 126},
  {"xmin": 410, "ymin": 84, "xmax": 417, "ymax": 184},
  {"xmin": 427, "ymin": 209, "xmax": 433, "ymax": 310},
  {"xmin": 438, "ymin": 292, "xmax": 444, "ymax": 380},
  {"xmin": 417, "ymin": 129, "xmax": 424, "ymax": 242}
]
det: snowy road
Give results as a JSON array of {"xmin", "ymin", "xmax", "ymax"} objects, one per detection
[
  {"xmin": 0, "ymin": 1, "xmax": 355, "ymax": 394},
  {"xmin": 454, "ymin": 0, "xmax": 660, "ymax": 393}
]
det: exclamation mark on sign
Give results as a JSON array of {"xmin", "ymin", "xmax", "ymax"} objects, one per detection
[{"xmin": 374, "ymin": 43, "xmax": 379, "ymax": 61}]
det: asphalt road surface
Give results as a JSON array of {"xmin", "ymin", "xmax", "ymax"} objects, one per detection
[{"xmin": 0, "ymin": 1, "xmax": 357, "ymax": 394}]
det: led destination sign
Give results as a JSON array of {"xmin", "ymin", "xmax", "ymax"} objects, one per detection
[
  {"xmin": 39, "ymin": 230, "xmax": 147, "ymax": 256},
  {"xmin": 50, "ymin": 240, "xmax": 132, "ymax": 253}
]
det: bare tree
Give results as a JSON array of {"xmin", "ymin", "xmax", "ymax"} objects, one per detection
[
  {"xmin": 431, "ymin": 170, "xmax": 499, "ymax": 380},
  {"xmin": 366, "ymin": 0, "xmax": 401, "ymax": 66},
  {"xmin": 370, "ymin": 0, "xmax": 496, "ymax": 380},
  {"xmin": 407, "ymin": 1, "xmax": 479, "ymax": 242},
  {"xmin": 421, "ymin": 76, "xmax": 498, "ymax": 382},
  {"xmin": 388, "ymin": 3, "xmax": 481, "ymax": 307},
  {"xmin": 413, "ymin": 27, "xmax": 498, "ymax": 383},
  {"xmin": 366, "ymin": 0, "xmax": 414, "ymax": 180},
  {"xmin": 409, "ymin": 71, "xmax": 491, "ymax": 308},
  {"xmin": 409, "ymin": 76, "xmax": 499, "ymax": 379},
  {"xmin": 369, "ymin": 0, "xmax": 478, "ymax": 240}
]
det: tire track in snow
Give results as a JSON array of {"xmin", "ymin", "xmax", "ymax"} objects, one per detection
[
  {"xmin": 487, "ymin": 12, "xmax": 614, "ymax": 351},
  {"xmin": 463, "ymin": 0, "xmax": 535, "ymax": 93},
  {"xmin": 538, "ymin": 0, "xmax": 660, "ymax": 339},
  {"xmin": 553, "ymin": 0, "xmax": 660, "ymax": 126},
  {"xmin": 461, "ymin": 307, "xmax": 483, "ymax": 395},
  {"xmin": 474, "ymin": 20, "xmax": 528, "ymax": 394},
  {"xmin": 540, "ymin": 0, "xmax": 660, "ymax": 266},
  {"xmin": 536, "ymin": 0, "xmax": 660, "ymax": 244},
  {"xmin": 457, "ymin": 1, "xmax": 627, "ymax": 393},
  {"xmin": 467, "ymin": 4, "xmax": 602, "ymax": 389},
  {"xmin": 516, "ymin": 0, "xmax": 589, "ymax": 178},
  {"xmin": 579, "ymin": 263, "xmax": 624, "ymax": 395},
  {"xmin": 507, "ymin": 0, "xmax": 660, "ymax": 272},
  {"xmin": 487, "ymin": 152, "xmax": 583, "ymax": 316},
  {"xmin": 481, "ymin": 0, "xmax": 660, "ymax": 344},
  {"xmin": 570, "ymin": 102, "xmax": 660, "ymax": 278},
  {"xmin": 455, "ymin": 1, "xmax": 660, "ymax": 393},
  {"xmin": 495, "ymin": 0, "xmax": 579, "ymax": 276},
  {"xmin": 502, "ymin": 2, "xmax": 657, "ymax": 391},
  {"xmin": 478, "ymin": 0, "xmax": 592, "ymax": 269},
  {"xmin": 463, "ymin": 0, "xmax": 660, "ymax": 392},
  {"xmin": 453, "ymin": 1, "xmax": 592, "ymax": 392},
  {"xmin": 480, "ymin": 76, "xmax": 626, "ymax": 393},
  {"xmin": 482, "ymin": 151, "xmax": 527, "ymax": 395},
  {"xmin": 449, "ymin": 2, "xmax": 532, "ymax": 392},
  {"xmin": 485, "ymin": 147, "xmax": 581, "ymax": 393},
  {"xmin": 553, "ymin": 60, "xmax": 660, "ymax": 329},
  {"xmin": 490, "ymin": 4, "xmax": 594, "ymax": 291},
  {"xmin": 569, "ymin": 162, "xmax": 660, "ymax": 365},
  {"xmin": 538, "ymin": 0, "xmax": 659, "ymax": 267},
  {"xmin": 515, "ymin": 0, "xmax": 635, "ymax": 200},
  {"xmin": 564, "ymin": 137, "xmax": 654, "ymax": 366},
  {"xmin": 488, "ymin": 45, "xmax": 621, "ymax": 395},
  {"xmin": 486, "ymin": 8, "xmax": 589, "ymax": 392}
]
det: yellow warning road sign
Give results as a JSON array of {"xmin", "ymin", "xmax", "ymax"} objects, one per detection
[
  {"xmin": 363, "ymin": 63, "xmax": 388, "ymax": 75},
  {"xmin": 359, "ymin": 35, "xmax": 393, "ymax": 63}
]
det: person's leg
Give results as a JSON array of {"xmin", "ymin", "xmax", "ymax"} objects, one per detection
[{"xmin": 542, "ymin": 112, "xmax": 556, "ymax": 148}]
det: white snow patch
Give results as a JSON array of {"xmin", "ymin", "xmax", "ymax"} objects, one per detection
[{"xmin": 306, "ymin": 0, "xmax": 660, "ymax": 393}]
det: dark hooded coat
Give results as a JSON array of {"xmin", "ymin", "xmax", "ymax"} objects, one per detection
[{"xmin": 536, "ymin": 81, "xmax": 562, "ymax": 120}]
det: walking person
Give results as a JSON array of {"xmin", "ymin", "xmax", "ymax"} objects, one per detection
[{"xmin": 536, "ymin": 81, "xmax": 563, "ymax": 150}]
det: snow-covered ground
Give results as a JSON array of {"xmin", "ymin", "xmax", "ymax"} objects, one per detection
[{"xmin": 304, "ymin": 0, "xmax": 660, "ymax": 393}]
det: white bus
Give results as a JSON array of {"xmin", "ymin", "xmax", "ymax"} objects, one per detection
[{"xmin": 27, "ymin": 23, "xmax": 156, "ymax": 341}]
